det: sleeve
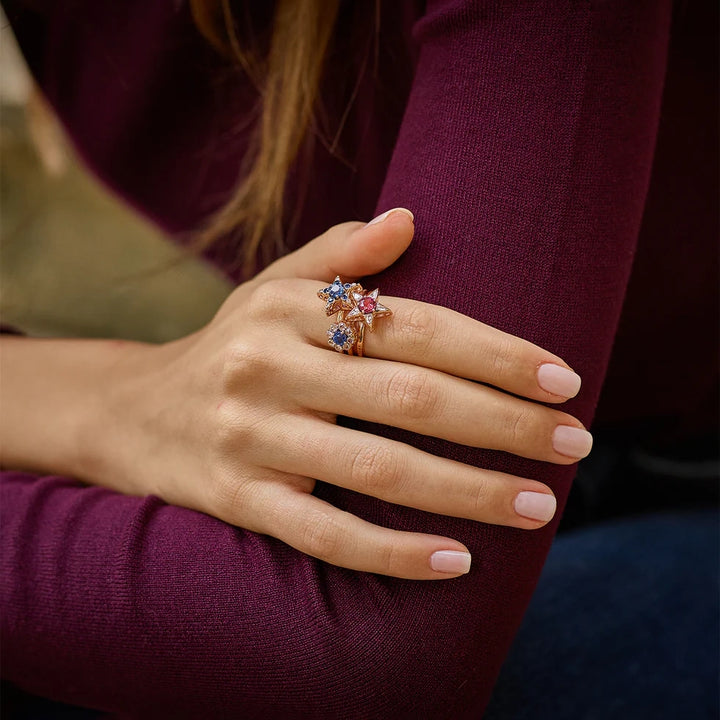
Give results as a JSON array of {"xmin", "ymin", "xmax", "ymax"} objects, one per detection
[{"xmin": 1, "ymin": 1, "xmax": 672, "ymax": 717}]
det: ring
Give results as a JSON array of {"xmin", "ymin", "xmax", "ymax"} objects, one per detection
[
  {"xmin": 326, "ymin": 321, "xmax": 360, "ymax": 354},
  {"xmin": 318, "ymin": 275, "xmax": 392, "ymax": 356}
]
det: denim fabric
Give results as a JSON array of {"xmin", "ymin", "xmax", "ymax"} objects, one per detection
[{"xmin": 486, "ymin": 510, "xmax": 719, "ymax": 720}]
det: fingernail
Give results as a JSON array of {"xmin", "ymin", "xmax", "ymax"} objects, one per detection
[
  {"xmin": 537, "ymin": 364, "xmax": 581, "ymax": 398},
  {"xmin": 514, "ymin": 491, "xmax": 557, "ymax": 522},
  {"xmin": 430, "ymin": 550, "xmax": 472, "ymax": 574},
  {"xmin": 552, "ymin": 425, "xmax": 593, "ymax": 459},
  {"xmin": 366, "ymin": 207, "xmax": 414, "ymax": 226}
]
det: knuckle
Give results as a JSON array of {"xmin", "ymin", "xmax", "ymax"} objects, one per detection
[
  {"xmin": 301, "ymin": 512, "xmax": 343, "ymax": 561},
  {"xmin": 213, "ymin": 405, "xmax": 265, "ymax": 453},
  {"xmin": 220, "ymin": 339, "xmax": 273, "ymax": 387},
  {"xmin": 348, "ymin": 443, "xmax": 403, "ymax": 497},
  {"xmin": 214, "ymin": 406, "xmax": 239, "ymax": 450},
  {"xmin": 397, "ymin": 303, "xmax": 438, "ymax": 354},
  {"xmin": 208, "ymin": 470, "xmax": 236, "ymax": 508},
  {"xmin": 384, "ymin": 368, "xmax": 441, "ymax": 421},
  {"xmin": 375, "ymin": 541, "xmax": 403, "ymax": 578},
  {"xmin": 245, "ymin": 278, "xmax": 288, "ymax": 321},
  {"xmin": 505, "ymin": 405, "xmax": 538, "ymax": 447},
  {"xmin": 467, "ymin": 475, "xmax": 493, "ymax": 518},
  {"xmin": 207, "ymin": 468, "xmax": 255, "ymax": 517},
  {"xmin": 486, "ymin": 334, "xmax": 518, "ymax": 380}
]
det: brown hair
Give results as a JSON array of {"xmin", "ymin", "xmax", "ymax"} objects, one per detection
[{"xmin": 189, "ymin": 0, "xmax": 350, "ymax": 279}]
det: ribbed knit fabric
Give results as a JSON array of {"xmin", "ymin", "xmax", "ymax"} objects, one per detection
[{"xmin": 2, "ymin": 1, "xmax": 715, "ymax": 718}]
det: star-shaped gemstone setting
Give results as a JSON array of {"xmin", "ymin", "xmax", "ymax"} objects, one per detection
[
  {"xmin": 317, "ymin": 276, "xmax": 362, "ymax": 316},
  {"xmin": 344, "ymin": 288, "xmax": 392, "ymax": 331}
]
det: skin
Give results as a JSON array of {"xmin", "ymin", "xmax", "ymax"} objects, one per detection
[{"xmin": 0, "ymin": 210, "xmax": 591, "ymax": 580}]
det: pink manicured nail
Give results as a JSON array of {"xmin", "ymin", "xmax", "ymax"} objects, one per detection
[
  {"xmin": 514, "ymin": 491, "xmax": 557, "ymax": 522},
  {"xmin": 552, "ymin": 425, "xmax": 593, "ymax": 458},
  {"xmin": 366, "ymin": 207, "xmax": 414, "ymax": 226},
  {"xmin": 537, "ymin": 364, "xmax": 581, "ymax": 398},
  {"xmin": 430, "ymin": 550, "xmax": 472, "ymax": 574}
]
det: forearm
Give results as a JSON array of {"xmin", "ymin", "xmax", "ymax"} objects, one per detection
[
  {"xmin": 322, "ymin": 0, "xmax": 673, "ymax": 714},
  {"xmin": 0, "ymin": 0, "xmax": 672, "ymax": 717},
  {"xmin": 0, "ymin": 336, "xmax": 153, "ymax": 490}
]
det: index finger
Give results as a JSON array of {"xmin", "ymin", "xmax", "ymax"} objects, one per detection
[
  {"xmin": 372, "ymin": 297, "xmax": 582, "ymax": 403},
  {"xmin": 289, "ymin": 280, "xmax": 581, "ymax": 404}
]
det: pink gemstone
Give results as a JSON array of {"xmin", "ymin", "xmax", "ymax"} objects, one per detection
[{"xmin": 358, "ymin": 297, "xmax": 376, "ymax": 314}]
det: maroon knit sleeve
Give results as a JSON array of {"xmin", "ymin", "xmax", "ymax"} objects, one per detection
[
  {"xmin": 2, "ymin": 1, "xmax": 671, "ymax": 717},
  {"xmin": 321, "ymin": 0, "xmax": 672, "ymax": 712}
]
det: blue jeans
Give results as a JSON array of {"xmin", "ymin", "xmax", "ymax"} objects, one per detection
[{"xmin": 485, "ymin": 509, "xmax": 719, "ymax": 720}]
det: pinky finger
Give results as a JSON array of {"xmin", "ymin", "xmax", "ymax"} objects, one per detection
[{"xmin": 256, "ymin": 479, "xmax": 472, "ymax": 580}]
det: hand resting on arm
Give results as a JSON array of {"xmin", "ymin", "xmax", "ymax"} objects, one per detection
[{"xmin": 0, "ymin": 210, "xmax": 589, "ymax": 580}]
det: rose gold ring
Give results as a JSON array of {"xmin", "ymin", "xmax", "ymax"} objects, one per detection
[{"xmin": 317, "ymin": 275, "xmax": 392, "ymax": 357}]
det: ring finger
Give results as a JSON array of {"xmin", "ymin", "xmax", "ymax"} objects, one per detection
[{"xmin": 256, "ymin": 414, "xmax": 558, "ymax": 528}]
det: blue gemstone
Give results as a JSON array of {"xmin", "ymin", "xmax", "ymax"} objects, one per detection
[
  {"xmin": 328, "ymin": 281, "xmax": 344, "ymax": 299},
  {"xmin": 332, "ymin": 330, "xmax": 348, "ymax": 346}
]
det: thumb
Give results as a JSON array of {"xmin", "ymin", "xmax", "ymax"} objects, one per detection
[{"xmin": 255, "ymin": 207, "xmax": 415, "ymax": 283}]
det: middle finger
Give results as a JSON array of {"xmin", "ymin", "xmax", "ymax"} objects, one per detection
[{"xmin": 286, "ymin": 345, "xmax": 593, "ymax": 464}]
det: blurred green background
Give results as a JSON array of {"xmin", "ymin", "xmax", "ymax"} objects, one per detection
[{"xmin": 1, "ymin": 17, "xmax": 232, "ymax": 342}]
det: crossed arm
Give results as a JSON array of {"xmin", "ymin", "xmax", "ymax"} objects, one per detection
[{"xmin": 1, "ymin": 1, "xmax": 671, "ymax": 717}]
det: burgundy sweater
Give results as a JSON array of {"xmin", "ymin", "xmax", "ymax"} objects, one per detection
[{"xmin": 2, "ymin": 0, "xmax": 717, "ymax": 717}]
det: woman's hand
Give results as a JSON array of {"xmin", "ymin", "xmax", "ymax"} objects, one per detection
[{"xmin": 87, "ymin": 209, "xmax": 591, "ymax": 579}]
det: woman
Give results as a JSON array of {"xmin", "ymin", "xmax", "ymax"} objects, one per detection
[{"xmin": 1, "ymin": 0, "xmax": 716, "ymax": 718}]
